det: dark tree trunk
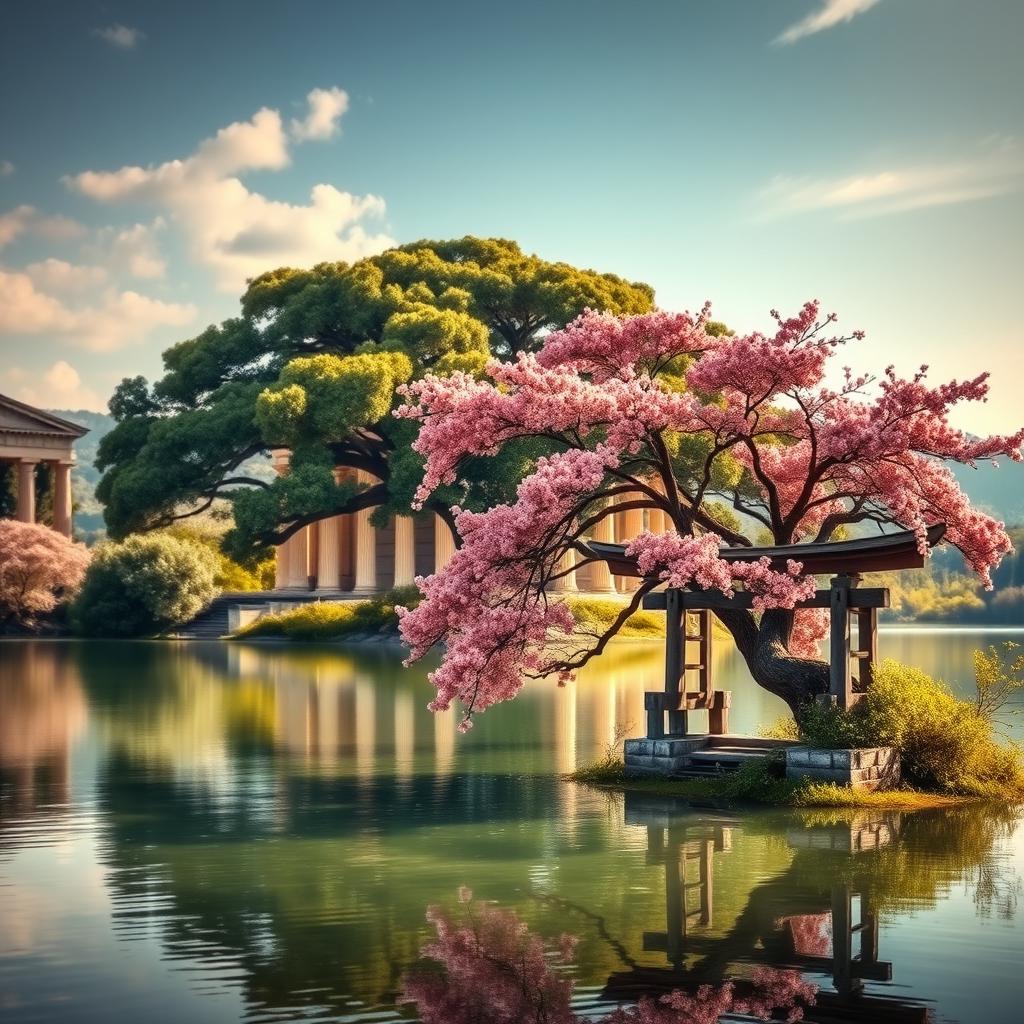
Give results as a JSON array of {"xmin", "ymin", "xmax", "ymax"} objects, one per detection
[{"xmin": 716, "ymin": 607, "xmax": 830, "ymax": 724}]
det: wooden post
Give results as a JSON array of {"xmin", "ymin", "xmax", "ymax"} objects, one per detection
[
  {"xmin": 664, "ymin": 589, "xmax": 686, "ymax": 736},
  {"xmin": 831, "ymin": 883, "xmax": 864, "ymax": 996},
  {"xmin": 855, "ymin": 607, "xmax": 878, "ymax": 691},
  {"xmin": 829, "ymin": 574, "xmax": 854, "ymax": 709}
]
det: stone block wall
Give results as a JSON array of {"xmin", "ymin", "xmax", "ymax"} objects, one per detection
[
  {"xmin": 785, "ymin": 746, "xmax": 899, "ymax": 790},
  {"xmin": 624, "ymin": 736, "xmax": 710, "ymax": 776}
]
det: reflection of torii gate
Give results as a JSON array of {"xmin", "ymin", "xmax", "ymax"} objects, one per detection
[
  {"xmin": 585, "ymin": 525, "xmax": 945, "ymax": 739},
  {"xmin": 604, "ymin": 798, "xmax": 928, "ymax": 1023}
]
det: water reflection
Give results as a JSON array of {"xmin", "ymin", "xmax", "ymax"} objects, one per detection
[{"xmin": 0, "ymin": 640, "xmax": 1022, "ymax": 1024}]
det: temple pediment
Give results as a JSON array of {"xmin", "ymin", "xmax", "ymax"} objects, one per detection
[{"xmin": 0, "ymin": 394, "xmax": 88, "ymax": 438}]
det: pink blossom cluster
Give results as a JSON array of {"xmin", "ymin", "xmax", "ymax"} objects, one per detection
[
  {"xmin": 687, "ymin": 301, "xmax": 841, "ymax": 399},
  {"xmin": 401, "ymin": 891, "xmax": 818, "ymax": 1024},
  {"xmin": 535, "ymin": 306, "xmax": 714, "ymax": 380},
  {"xmin": 628, "ymin": 532, "xmax": 816, "ymax": 611}
]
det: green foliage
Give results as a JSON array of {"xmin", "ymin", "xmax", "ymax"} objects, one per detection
[
  {"xmin": 800, "ymin": 659, "xmax": 1024, "ymax": 797},
  {"xmin": 562, "ymin": 596, "xmax": 665, "ymax": 639},
  {"xmin": 72, "ymin": 533, "xmax": 219, "ymax": 638},
  {"xmin": 95, "ymin": 238, "xmax": 653, "ymax": 557},
  {"xmin": 972, "ymin": 641, "xmax": 1024, "ymax": 721},
  {"xmin": 233, "ymin": 587, "xmax": 422, "ymax": 641},
  {"xmin": 162, "ymin": 522, "xmax": 274, "ymax": 592}
]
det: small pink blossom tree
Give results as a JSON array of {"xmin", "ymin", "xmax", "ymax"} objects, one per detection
[
  {"xmin": 396, "ymin": 302, "xmax": 1023, "ymax": 727},
  {"xmin": 0, "ymin": 520, "xmax": 90, "ymax": 627}
]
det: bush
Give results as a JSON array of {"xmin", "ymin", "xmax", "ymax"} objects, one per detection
[
  {"xmin": 234, "ymin": 586, "xmax": 422, "ymax": 641},
  {"xmin": 0, "ymin": 520, "xmax": 90, "ymax": 628},
  {"xmin": 162, "ymin": 523, "xmax": 275, "ymax": 591},
  {"xmin": 800, "ymin": 659, "xmax": 1024, "ymax": 797},
  {"xmin": 72, "ymin": 533, "xmax": 218, "ymax": 637}
]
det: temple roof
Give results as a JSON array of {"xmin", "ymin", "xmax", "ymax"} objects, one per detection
[
  {"xmin": 0, "ymin": 393, "xmax": 89, "ymax": 439},
  {"xmin": 583, "ymin": 523, "xmax": 947, "ymax": 577}
]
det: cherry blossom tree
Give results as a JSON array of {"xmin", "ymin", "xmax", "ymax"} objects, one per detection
[
  {"xmin": 396, "ymin": 301, "xmax": 1023, "ymax": 727},
  {"xmin": 400, "ymin": 889, "xmax": 817, "ymax": 1024},
  {"xmin": 0, "ymin": 520, "xmax": 90, "ymax": 628}
]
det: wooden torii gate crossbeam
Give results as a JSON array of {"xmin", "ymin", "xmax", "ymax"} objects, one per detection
[{"xmin": 582, "ymin": 525, "xmax": 945, "ymax": 739}]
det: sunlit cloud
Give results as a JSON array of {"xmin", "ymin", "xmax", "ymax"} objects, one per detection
[
  {"xmin": 0, "ymin": 269, "xmax": 196, "ymax": 352},
  {"xmin": 0, "ymin": 160, "xmax": 13, "ymax": 176},
  {"xmin": 757, "ymin": 141, "xmax": 1024, "ymax": 219},
  {"xmin": 1, "ymin": 361, "xmax": 106, "ymax": 412},
  {"xmin": 93, "ymin": 24, "xmax": 144, "ymax": 49},
  {"xmin": 0, "ymin": 205, "xmax": 85, "ymax": 249},
  {"xmin": 65, "ymin": 90, "xmax": 393, "ymax": 291},
  {"xmin": 774, "ymin": 0, "xmax": 882, "ymax": 46},
  {"xmin": 290, "ymin": 86, "xmax": 349, "ymax": 142}
]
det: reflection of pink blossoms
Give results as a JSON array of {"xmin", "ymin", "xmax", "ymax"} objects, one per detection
[
  {"xmin": 397, "ymin": 301, "xmax": 1023, "ymax": 727},
  {"xmin": 401, "ymin": 892, "xmax": 817, "ymax": 1024}
]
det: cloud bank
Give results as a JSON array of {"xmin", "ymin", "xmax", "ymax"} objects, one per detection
[{"xmin": 66, "ymin": 88, "xmax": 393, "ymax": 291}]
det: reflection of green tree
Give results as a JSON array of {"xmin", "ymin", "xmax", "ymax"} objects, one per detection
[{"xmin": 75, "ymin": 641, "xmax": 278, "ymax": 762}]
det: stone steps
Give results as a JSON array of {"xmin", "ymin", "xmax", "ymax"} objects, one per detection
[{"xmin": 623, "ymin": 734, "xmax": 797, "ymax": 779}]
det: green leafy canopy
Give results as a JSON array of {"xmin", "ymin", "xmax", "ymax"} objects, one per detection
[{"xmin": 96, "ymin": 237, "xmax": 654, "ymax": 560}]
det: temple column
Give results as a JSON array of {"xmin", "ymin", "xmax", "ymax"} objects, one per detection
[
  {"xmin": 317, "ymin": 516, "xmax": 342, "ymax": 590},
  {"xmin": 16, "ymin": 460, "xmax": 36, "ymax": 524},
  {"xmin": 52, "ymin": 460, "xmax": 73, "ymax": 537},
  {"xmin": 434, "ymin": 514, "xmax": 456, "ymax": 573},
  {"xmin": 352, "ymin": 470, "xmax": 378, "ymax": 594},
  {"xmin": 616, "ymin": 504, "xmax": 645, "ymax": 593},
  {"xmin": 393, "ymin": 515, "xmax": 416, "ymax": 587},
  {"xmin": 589, "ymin": 509, "xmax": 617, "ymax": 593},
  {"xmin": 275, "ymin": 544, "xmax": 288, "ymax": 589},
  {"xmin": 286, "ymin": 528, "xmax": 309, "ymax": 589},
  {"xmin": 550, "ymin": 548, "xmax": 578, "ymax": 593},
  {"xmin": 271, "ymin": 448, "xmax": 292, "ymax": 591}
]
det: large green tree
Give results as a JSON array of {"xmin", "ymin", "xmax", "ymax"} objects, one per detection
[{"xmin": 96, "ymin": 238, "xmax": 653, "ymax": 560}]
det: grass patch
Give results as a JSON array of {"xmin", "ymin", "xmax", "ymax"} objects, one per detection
[
  {"xmin": 232, "ymin": 586, "xmax": 420, "ymax": 642},
  {"xmin": 568, "ymin": 755, "xmax": 984, "ymax": 810},
  {"xmin": 561, "ymin": 596, "xmax": 664, "ymax": 639}
]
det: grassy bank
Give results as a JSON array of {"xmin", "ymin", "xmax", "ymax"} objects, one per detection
[
  {"xmin": 567, "ymin": 756, "xmax": 972, "ymax": 810},
  {"xmin": 231, "ymin": 593, "xmax": 665, "ymax": 643}
]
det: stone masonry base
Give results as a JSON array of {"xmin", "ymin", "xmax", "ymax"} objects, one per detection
[{"xmin": 785, "ymin": 746, "xmax": 899, "ymax": 791}]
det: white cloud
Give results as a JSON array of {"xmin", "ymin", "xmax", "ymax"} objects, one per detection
[
  {"xmin": 90, "ymin": 220, "xmax": 167, "ymax": 279},
  {"xmin": 774, "ymin": 0, "xmax": 881, "ymax": 45},
  {"xmin": 757, "ymin": 141, "xmax": 1024, "ymax": 219},
  {"xmin": 94, "ymin": 24, "xmax": 144, "ymax": 49},
  {"xmin": 65, "ymin": 92, "xmax": 393, "ymax": 291},
  {"xmin": 25, "ymin": 258, "xmax": 108, "ymax": 292},
  {"xmin": 0, "ymin": 160, "xmax": 13, "ymax": 176},
  {"xmin": 290, "ymin": 87, "xmax": 349, "ymax": 141},
  {"xmin": 0, "ymin": 269, "xmax": 196, "ymax": 352},
  {"xmin": 0, "ymin": 205, "xmax": 86, "ymax": 249},
  {"xmin": 1, "ymin": 361, "xmax": 106, "ymax": 412}
]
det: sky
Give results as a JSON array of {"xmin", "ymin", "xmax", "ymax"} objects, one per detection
[{"xmin": 0, "ymin": 0, "xmax": 1022, "ymax": 434}]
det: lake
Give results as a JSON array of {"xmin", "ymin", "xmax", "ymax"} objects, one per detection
[{"xmin": 1, "ymin": 632, "xmax": 1022, "ymax": 1023}]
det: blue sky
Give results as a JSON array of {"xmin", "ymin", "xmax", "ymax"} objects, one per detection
[{"xmin": 1, "ymin": 0, "xmax": 1021, "ymax": 434}]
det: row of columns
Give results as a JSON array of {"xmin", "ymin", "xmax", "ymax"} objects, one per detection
[
  {"xmin": 2, "ymin": 459, "xmax": 74, "ymax": 538},
  {"xmin": 272, "ymin": 461, "xmax": 670, "ymax": 596},
  {"xmin": 275, "ymin": 513, "xmax": 454, "ymax": 593}
]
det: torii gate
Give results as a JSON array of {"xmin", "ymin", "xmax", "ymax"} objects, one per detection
[{"xmin": 582, "ymin": 524, "xmax": 945, "ymax": 740}]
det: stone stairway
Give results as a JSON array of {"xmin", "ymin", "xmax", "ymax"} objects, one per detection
[
  {"xmin": 624, "ymin": 735, "xmax": 796, "ymax": 778},
  {"xmin": 172, "ymin": 592, "xmax": 325, "ymax": 640}
]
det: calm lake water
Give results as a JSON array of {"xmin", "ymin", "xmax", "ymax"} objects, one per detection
[{"xmin": 1, "ymin": 633, "xmax": 1022, "ymax": 1023}]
